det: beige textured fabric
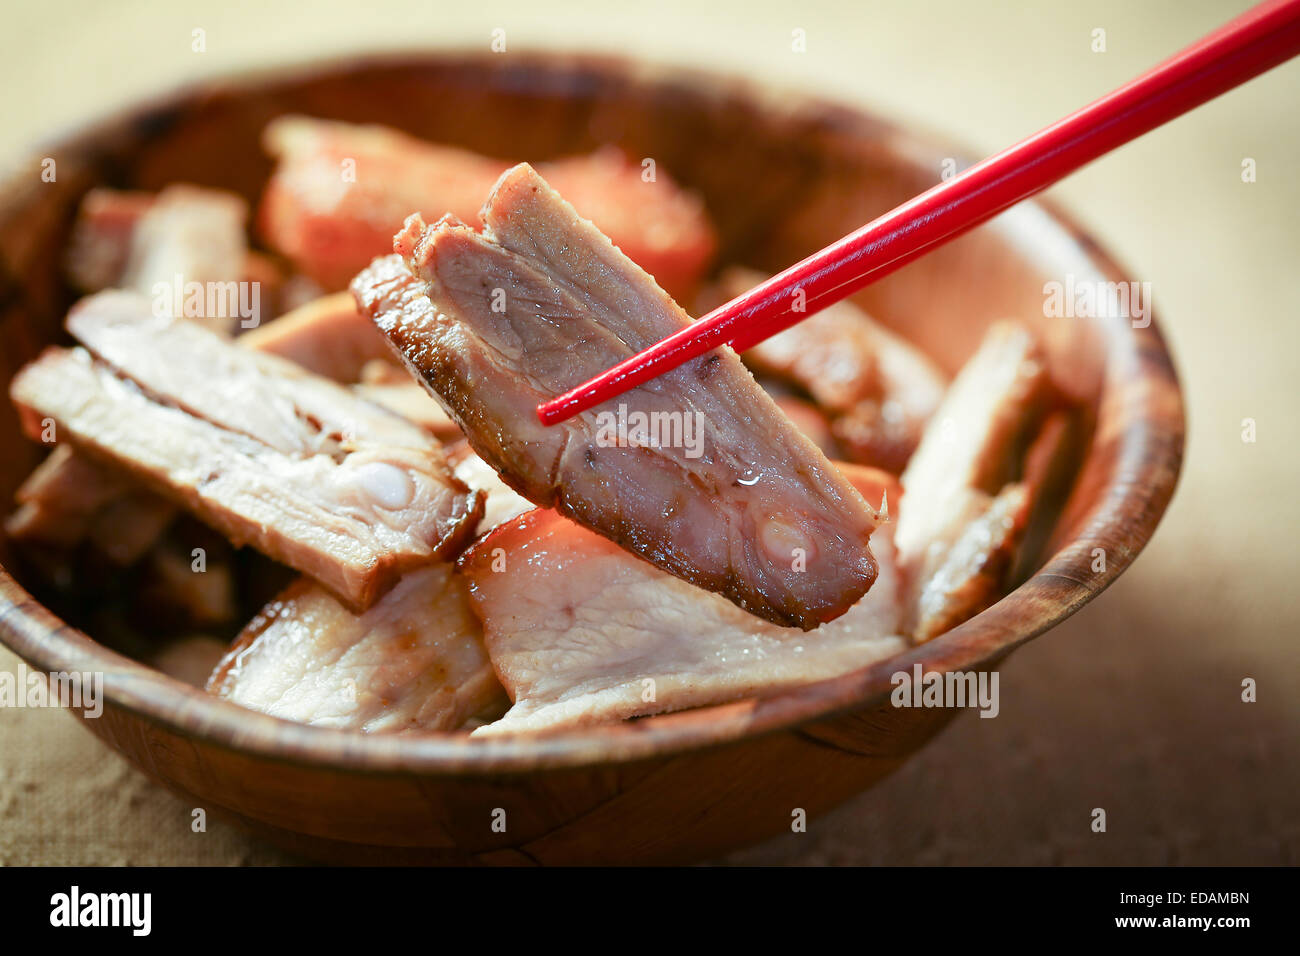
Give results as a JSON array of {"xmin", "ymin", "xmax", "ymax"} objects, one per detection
[{"xmin": 1, "ymin": 0, "xmax": 1296, "ymax": 864}]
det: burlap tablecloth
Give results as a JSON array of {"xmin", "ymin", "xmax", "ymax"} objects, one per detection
[{"xmin": 1, "ymin": 0, "xmax": 1295, "ymax": 865}]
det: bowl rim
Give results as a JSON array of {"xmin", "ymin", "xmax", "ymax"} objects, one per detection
[{"xmin": 0, "ymin": 49, "xmax": 1185, "ymax": 776}]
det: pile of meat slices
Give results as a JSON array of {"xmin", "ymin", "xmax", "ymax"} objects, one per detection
[{"xmin": 5, "ymin": 116, "xmax": 1078, "ymax": 736}]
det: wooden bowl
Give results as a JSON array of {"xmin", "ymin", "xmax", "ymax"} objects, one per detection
[{"xmin": 0, "ymin": 52, "xmax": 1184, "ymax": 865}]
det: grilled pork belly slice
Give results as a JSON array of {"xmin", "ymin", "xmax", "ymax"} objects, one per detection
[
  {"xmin": 83, "ymin": 487, "xmax": 179, "ymax": 567},
  {"xmin": 538, "ymin": 148, "xmax": 718, "ymax": 303},
  {"xmin": 17, "ymin": 185, "xmax": 253, "ymax": 559},
  {"xmin": 5, "ymin": 434, "xmax": 179, "ymax": 566},
  {"xmin": 208, "ymin": 564, "xmax": 506, "ymax": 732},
  {"xmin": 711, "ymin": 267, "xmax": 947, "ymax": 472},
  {"xmin": 1008, "ymin": 410, "xmax": 1084, "ymax": 585},
  {"xmin": 10, "ymin": 294, "xmax": 482, "ymax": 611},
  {"xmin": 353, "ymin": 163, "xmax": 883, "ymax": 630},
  {"xmin": 908, "ymin": 483, "xmax": 1030, "ymax": 642},
  {"xmin": 896, "ymin": 321, "xmax": 1051, "ymax": 642},
  {"xmin": 7, "ymin": 292, "xmax": 457, "ymax": 567},
  {"xmin": 767, "ymin": 391, "xmax": 841, "ymax": 458},
  {"xmin": 260, "ymin": 116, "xmax": 716, "ymax": 298},
  {"xmin": 464, "ymin": 465, "xmax": 904, "ymax": 736},
  {"xmin": 67, "ymin": 184, "xmax": 251, "ymax": 334},
  {"xmin": 896, "ymin": 322, "xmax": 1050, "ymax": 557}
]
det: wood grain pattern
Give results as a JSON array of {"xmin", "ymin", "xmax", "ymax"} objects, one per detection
[{"xmin": 0, "ymin": 52, "xmax": 1184, "ymax": 864}]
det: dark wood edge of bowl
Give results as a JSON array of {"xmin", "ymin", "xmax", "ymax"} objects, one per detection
[{"xmin": 0, "ymin": 50, "xmax": 1186, "ymax": 776}]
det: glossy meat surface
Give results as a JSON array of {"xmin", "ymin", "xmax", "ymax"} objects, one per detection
[{"xmin": 353, "ymin": 163, "xmax": 882, "ymax": 629}]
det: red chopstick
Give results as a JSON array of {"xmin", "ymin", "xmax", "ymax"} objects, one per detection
[{"xmin": 538, "ymin": 0, "xmax": 1300, "ymax": 425}]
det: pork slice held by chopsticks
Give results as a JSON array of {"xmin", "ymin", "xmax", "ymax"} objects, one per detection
[
  {"xmin": 9, "ymin": 291, "xmax": 482, "ymax": 611},
  {"xmin": 208, "ymin": 564, "xmax": 506, "ymax": 732},
  {"xmin": 352, "ymin": 163, "xmax": 883, "ymax": 630},
  {"xmin": 463, "ymin": 465, "xmax": 905, "ymax": 736}
]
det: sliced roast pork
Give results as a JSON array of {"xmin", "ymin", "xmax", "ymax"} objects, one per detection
[
  {"xmin": 261, "ymin": 116, "xmax": 716, "ymax": 298},
  {"xmin": 9, "ymin": 292, "xmax": 482, "ymax": 611},
  {"xmin": 353, "ymin": 163, "xmax": 883, "ymax": 630},
  {"xmin": 5, "ymin": 417, "xmax": 180, "ymax": 569},
  {"xmin": 18, "ymin": 184, "xmax": 257, "ymax": 562},
  {"xmin": 895, "ymin": 321, "xmax": 1052, "ymax": 641},
  {"xmin": 8, "ymin": 290, "xmax": 460, "ymax": 564},
  {"xmin": 710, "ymin": 267, "xmax": 948, "ymax": 472},
  {"xmin": 464, "ymin": 465, "xmax": 904, "ymax": 736},
  {"xmin": 208, "ymin": 564, "xmax": 506, "ymax": 732},
  {"xmin": 4, "ymin": 442, "xmax": 175, "ymax": 567},
  {"xmin": 237, "ymin": 292, "xmax": 461, "ymax": 438},
  {"xmin": 67, "ymin": 184, "xmax": 251, "ymax": 334}
]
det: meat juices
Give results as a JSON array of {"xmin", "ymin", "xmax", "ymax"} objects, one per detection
[
  {"xmin": 260, "ymin": 116, "xmax": 716, "ymax": 299},
  {"xmin": 353, "ymin": 163, "xmax": 883, "ymax": 630},
  {"xmin": 209, "ymin": 565, "xmax": 506, "ymax": 733},
  {"xmin": 463, "ymin": 465, "xmax": 904, "ymax": 736},
  {"xmin": 10, "ymin": 291, "xmax": 482, "ymax": 611}
]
